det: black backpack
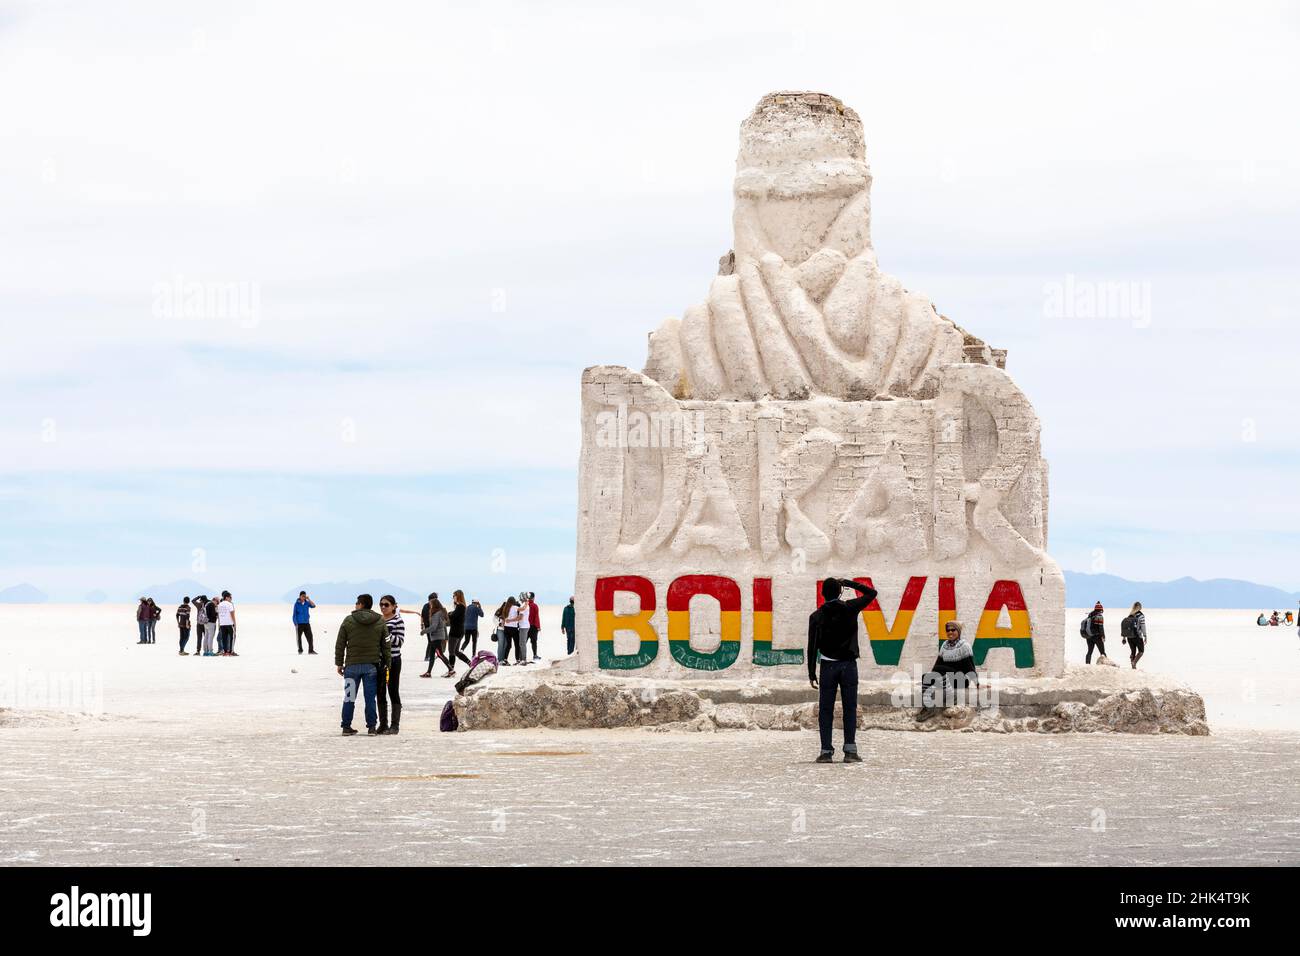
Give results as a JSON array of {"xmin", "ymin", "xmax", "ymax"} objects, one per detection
[
  {"xmin": 1120, "ymin": 615, "xmax": 1134, "ymax": 639},
  {"xmin": 1079, "ymin": 616, "xmax": 1091, "ymax": 639}
]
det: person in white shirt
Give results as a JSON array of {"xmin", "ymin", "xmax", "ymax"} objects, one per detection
[
  {"xmin": 503, "ymin": 597, "xmax": 524, "ymax": 665},
  {"xmin": 217, "ymin": 591, "xmax": 238, "ymax": 656}
]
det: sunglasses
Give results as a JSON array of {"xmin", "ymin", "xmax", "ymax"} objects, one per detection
[{"xmin": 380, "ymin": 602, "xmax": 393, "ymax": 608}]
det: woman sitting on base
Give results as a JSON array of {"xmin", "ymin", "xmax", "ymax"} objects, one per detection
[{"xmin": 915, "ymin": 621, "xmax": 981, "ymax": 723}]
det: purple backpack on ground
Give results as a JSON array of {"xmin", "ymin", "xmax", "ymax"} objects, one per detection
[{"xmin": 439, "ymin": 699, "xmax": 459, "ymax": 733}]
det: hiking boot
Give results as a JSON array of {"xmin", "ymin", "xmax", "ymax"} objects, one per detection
[
  {"xmin": 376, "ymin": 725, "xmax": 389, "ymax": 735},
  {"xmin": 388, "ymin": 726, "xmax": 400, "ymax": 735},
  {"xmin": 341, "ymin": 727, "xmax": 358, "ymax": 736},
  {"xmin": 915, "ymin": 707, "xmax": 938, "ymax": 723},
  {"xmin": 843, "ymin": 750, "xmax": 862, "ymax": 763},
  {"xmin": 815, "ymin": 752, "xmax": 834, "ymax": 763},
  {"xmin": 366, "ymin": 727, "xmax": 379, "ymax": 736}
]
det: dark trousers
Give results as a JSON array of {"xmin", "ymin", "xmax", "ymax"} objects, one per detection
[
  {"xmin": 817, "ymin": 659, "xmax": 858, "ymax": 754},
  {"xmin": 378, "ymin": 657, "xmax": 402, "ymax": 729},
  {"xmin": 1085, "ymin": 636, "xmax": 1106, "ymax": 663},
  {"xmin": 218, "ymin": 624, "xmax": 235, "ymax": 653},
  {"xmin": 464, "ymin": 628, "xmax": 478, "ymax": 656},
  {"xmin": 1128, "ymin": 637, "xmax": 1145, "ymax": 661},
  {"xmin": 423, "ymin": 640, "xmax": 449, "ymax": 675},
  {"xmin": 296, "ymin": 623, "xmax": 314, "ymax": 652},
  {"xmin": 179, "ymin": 626, "xmax": 191, "ymax": 652},
  {"xmin": 449, "ymin": 634, "xmax": 471, "ymax": 667},
  {"xmin": 921, "ymin": 662, "xmax": 979, "ymax": 708},
  {"xmin": 502, "ymin": 626, "xmax": 521, "ymax": 662},
  {"xmin": 527, "ymin": 626, "xmax": 538, "ymax": 658},
  {"xmin": 565, "ymin": 628, "xmax": 575, "ymax": 655}
]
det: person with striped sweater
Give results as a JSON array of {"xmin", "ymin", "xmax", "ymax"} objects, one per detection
[{"xmin": 377, "ymin": 594, "xmax": 405, "ymax": 735}]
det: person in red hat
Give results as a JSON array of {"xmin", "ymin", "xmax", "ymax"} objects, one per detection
[{"xmin": 1085, "ymin": 601, "xmax": 1107, "ymax": 663}]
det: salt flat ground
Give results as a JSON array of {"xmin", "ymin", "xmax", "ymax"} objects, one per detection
[{"xmin": 0, "ymin": 605, "xmax": 1297, "ymax": 866}]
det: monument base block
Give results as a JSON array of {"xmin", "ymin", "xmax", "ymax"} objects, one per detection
[{"xmin": 454, "ymin": 666, "xmax": 1208, "ymax": 736}]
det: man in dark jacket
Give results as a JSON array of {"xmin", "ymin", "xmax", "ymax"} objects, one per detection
[
  {"xmin": 1085, "ymin": 601, "xmax": 1106, "ymax": 664},
  {"xmin": 807, "ymin": 577, "xmax": 878, "ymax": 763},
  {"xmin": 561, "ymin": 597, "xmax": 576, "ymax": 656},
  {"xmin": 335, "ymin": 594, "xmax": 391, "ymax": 736}
]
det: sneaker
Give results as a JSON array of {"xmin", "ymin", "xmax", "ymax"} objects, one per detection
[
  {"xmin": 376, "ymin": 725, "xmax": 390, "ymax": 735},
  {"xmin": 388, "ymin": 726, "xmax": 400, "ymax": 735},
  {"xmin": 341, "ymin": 727, "xmax": 358, "ymax": 736},
  {"xmin": 533, "ymin": 655, "xmax": 541, "ymax": 661},
  {"xmin": 815, "ymin": 752, "xmax": 834, "ymax": 763},
  {"xmin": 298, "ymin": 650, "xmax": 304, "ymax": 655},
  {"xmin": 308, "ymin": 650, "xmax": 318, "ymax": 655},
  {"xmin": 915, "ymin": 707, "xmax": 938, "ymax": 723},
  {"xmin": 843, "ymin": 750, "xmax": 862, "ymax": 763},
  {"xmin": 179, "ymin": 651, "xmax": 189, "ymax": 656},
  {"xmin": 366, "ymin": 727, "xmax": 379, "ymax": 736}
]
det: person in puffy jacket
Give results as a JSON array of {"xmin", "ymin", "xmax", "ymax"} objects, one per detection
[{"xmin": 335, "ymin": 594, "xmax": 391, "ymax": 736}]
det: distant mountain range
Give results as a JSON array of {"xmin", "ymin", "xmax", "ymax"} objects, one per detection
[
  {"xmin": 1065, "ymin": 572, "xmax": 1299, "ymax": 609},
  {"xmin": 281, "ymin": 580, "xmax": 425, "ymax": 604},
  {"xmin": 0, "ymin": 583, "xmax": 49, "ymax": 603},
  {"xmin": 0, "ymin": 573, "xmax": 1294, "ymax": 608}
]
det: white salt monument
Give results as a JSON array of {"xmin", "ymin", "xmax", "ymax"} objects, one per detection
[
  {"xmin": 577, "ymin": 91, "xmax": 1063, "ymax": 680},
  {"xmin": 458, "ymin": 92, "xmax": 1206, "ymax": 734}
]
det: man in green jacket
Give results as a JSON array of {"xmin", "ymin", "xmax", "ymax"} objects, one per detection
[
  {"xmin": 335, "ymin": 594, "xmax": 391, "ymax": 736},
  {"xmin": 561, "ymin": 596, "xmax": 576, "ymax": 656}
]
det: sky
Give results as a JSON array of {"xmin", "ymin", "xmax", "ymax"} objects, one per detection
[{"xmin": 1, "ymin": 0, "xmax": 1298, "ymax": 601}]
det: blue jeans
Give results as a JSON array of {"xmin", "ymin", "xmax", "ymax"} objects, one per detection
[
  {"xmin": 138, "ymin": 620, "xmax": 148, "ymax": 642},
  {"xmin": 341, "ymin": 663, "xmax": 379, "ymax": 729},
  {"xmin": 818, "ymin": 659, "xmax": 858, "ymax": 754}
]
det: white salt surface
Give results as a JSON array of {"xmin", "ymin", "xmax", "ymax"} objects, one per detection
[
  {"xmin": 1, "ymin": 604, "xmax": 1298, "ymax": 865},
  {"xmin": 0, "ymin": 603, "xmax": 570, "ymax": 723}
]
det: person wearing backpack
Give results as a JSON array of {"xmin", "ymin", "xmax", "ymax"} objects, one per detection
[
  {"xmin": 146, "ymin": 598, "xmax": 160, "ymax": 643},
  {"xmin": 176, "ymin": 597, "xmax": 192, "ymax": 655},
  {"xmin": 202, "ymin": 595, "xmax": 220, "ymax": 656},
  {"xmin": 1121, "ymin": 602, "xmax": 1147, "ymax": 669},
  {"xmin": 1082, "ymin": 602, "xmax": 1106, "ymax": 663}
]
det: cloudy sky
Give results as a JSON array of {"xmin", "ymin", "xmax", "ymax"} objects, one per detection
[{"xmin": 2, "ymin": 0, "xmax": 1297, "ymax": 601}]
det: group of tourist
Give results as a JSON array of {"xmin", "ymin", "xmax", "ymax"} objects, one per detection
[
  {"xmin": 490, "ymin": 592, "xmax": 542, "ymax": 665},
  {"xmin": 1255, "ymin": 609, "xmax": 1296, "ymax": 627},
  {"xmin": 1080, "ymin": 601, "xmax": 1148, "ymax": 669},
  {"xmin": 135, "ymin": 594, "xmax": 238, "ymax": 656},
  {"xmin": 332, "ymin": 588, "xmax": 576, "ymax": 735}
]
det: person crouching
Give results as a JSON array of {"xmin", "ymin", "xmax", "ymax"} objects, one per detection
[{"xmin": 915, "ymin": 621, "xmax": 980, "ymax": 723}]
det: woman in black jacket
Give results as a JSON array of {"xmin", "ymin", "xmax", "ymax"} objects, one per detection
[{"xmin": 444, "ymin": 590, "xmax": 472, "ymax": 677}]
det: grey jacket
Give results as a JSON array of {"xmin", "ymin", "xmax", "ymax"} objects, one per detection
[{"xmin": 423, "ymin": 608, "xmax": 448, "ymax": 642}]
